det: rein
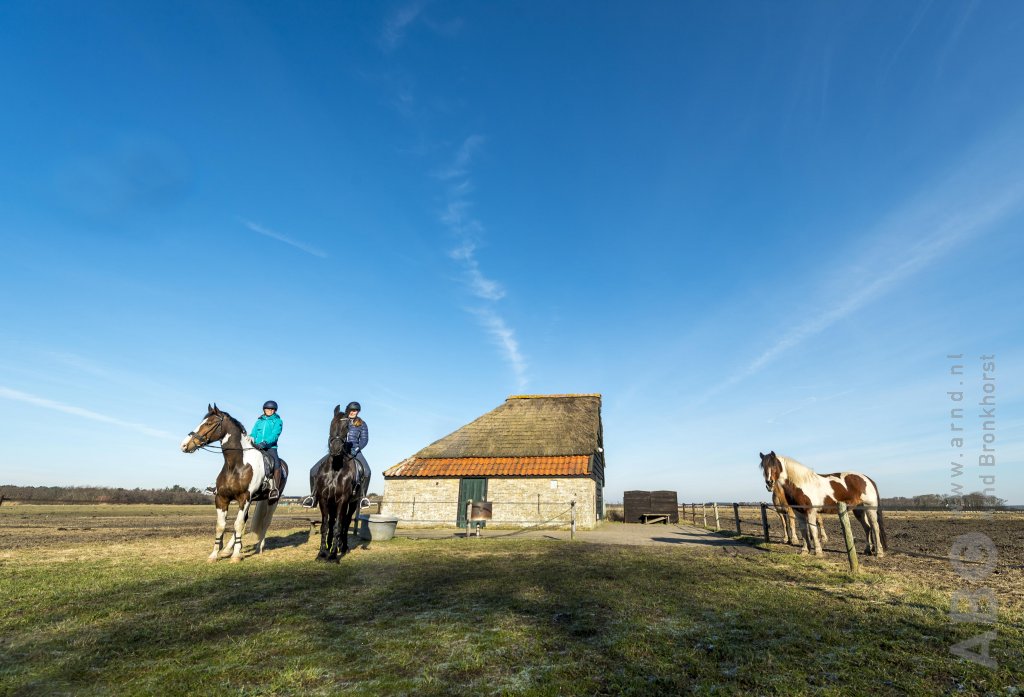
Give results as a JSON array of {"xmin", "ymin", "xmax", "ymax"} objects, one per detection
[
  {"xmin": 188, "ymin": 412, "xmax": 260, "ymax": 453},
  {"xmin": 196, "ymin": 443, "xmax": 260, "ymax": 453}
]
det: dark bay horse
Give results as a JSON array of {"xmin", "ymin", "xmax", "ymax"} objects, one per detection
[
  {"xmin": 759, "ymin": 451, "xmax": 885, "ymax": 557},
  {"xmin": 181, "ymin": 404, "xmax": 288, "ymax": 562},
  {"xmin": 313, "ymin": 405, "xmax": 361, "ymax": 562}
]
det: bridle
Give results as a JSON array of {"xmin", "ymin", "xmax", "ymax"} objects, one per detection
[
  {"xmin": 328, "ymin": 417, "xmax": 350, "ymax": 458},
  {"xmin": 187, "ymin": 412, "xmax": 226, "ymax": 451}
]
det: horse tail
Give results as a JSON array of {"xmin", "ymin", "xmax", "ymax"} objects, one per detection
[
  {"xmin": 248, "ymin": 499, "xmax": 273, "ymax": 540},
  {"xmin": 877, "ymin": 506, "xmax": 888, "ymax": 552},
  {"xmin": 865, "ymin": 474, "xmax": 888, "ymax": 553}
]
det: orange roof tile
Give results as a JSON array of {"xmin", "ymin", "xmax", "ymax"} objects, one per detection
[{"xmin": 385, "ymin": 455, "xmax": 591, "ymax": 478}]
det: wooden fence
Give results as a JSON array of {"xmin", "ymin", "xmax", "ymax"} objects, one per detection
[{"xmin": 679, "ymin": 501, "xmax": 865, "ymax": 573}]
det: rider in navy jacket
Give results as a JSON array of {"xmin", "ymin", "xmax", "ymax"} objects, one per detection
[
  {"xmin": 346, "ymin": 414, "xmax": 368, "ymax": 457},
  {"xmin": 303, "ymin": 401, "xmax": 370, "ymax": 508},
  {"xmin": 343, "ymin": 402, "xmax": 370, "ymax": 492}
]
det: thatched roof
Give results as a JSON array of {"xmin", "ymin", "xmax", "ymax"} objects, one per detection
[
  {"xmin": 417, "ymin": 394, "xmax": 602, "ymax": 457},
  {"xmin": 383, "ymin": 394, "xmax": 604, "ymax": 478},
  {"xmin": 385, "ymin": 455, "xmax": 592, "ymax": 478}
]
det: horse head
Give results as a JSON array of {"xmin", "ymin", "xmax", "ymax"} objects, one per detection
[
  {"xmin": 180, "ymin": 403, "xmax": 228, "ymax": 453},
  {"xmin": 759, "ymin": 451, "xmax": 784, "ymax": 492},
  {"xmin": 328, "ymin": 404, "xmax": 350, "ymax": 458}
]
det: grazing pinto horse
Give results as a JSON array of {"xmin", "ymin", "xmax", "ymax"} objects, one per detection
[
  {"xmin": 312, "ymin": 405, "xmax": 362, "ymax": 562},
  {"xmin": 759, "ymin": 451, "xmax": 885, "ymax": 557},
  {"xmin": 181, "ymin": 404, "xmax": 288, "ymax": 562}
]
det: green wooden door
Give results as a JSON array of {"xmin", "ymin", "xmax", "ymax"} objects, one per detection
[{"xmin": 457, "ymin": 478, "xmax": 487, "ymax": 528}]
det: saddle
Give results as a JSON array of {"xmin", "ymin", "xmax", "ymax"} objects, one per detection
[{"xmin": 255, "ymin": 458, "xmax": 288, "ymax": 503}]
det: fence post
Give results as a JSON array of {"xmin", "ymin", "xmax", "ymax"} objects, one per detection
[
  {"xmin": 760, "ymin": 503, "xmax": 770, "ymax": 544},
  {"xmin": 838, "ymin": 502, "xmax": 860, "ymax": 574},
  {"xmin": 702, "ymin": 503, "xmax": 707, "ymax": 528},
  {"xmin": 733, "ymin": 503, "xmax": 741, "ymax": 535},
  {"xmin": 570, "ymin": 499, "xmax": 576, "ymax": 540},
  {"xmin": 713, "ymin": 502, "xmax": 720, "ymax": 531}
]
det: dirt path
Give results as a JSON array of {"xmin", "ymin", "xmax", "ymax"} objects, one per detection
[{"xmin": 396, "ymin": 520, "xmax": 764, "ymax": 552}]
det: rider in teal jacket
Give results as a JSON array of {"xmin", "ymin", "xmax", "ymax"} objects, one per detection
[
  {"xmin": 252, "ymin": 400, "xmax": 283, "ymax": 500},
  {"xmin": 251, "ymin": 406, "xmax": 283, "ymax": 448}
]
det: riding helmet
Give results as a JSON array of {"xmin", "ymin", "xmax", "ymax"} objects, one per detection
[
  {"xmin": 345, "ymin": 401, "xmax": 361, "ymax": 413},
  {"xmin": 263, "ymin": 400, "xmax": 278, "ymax": 411}
]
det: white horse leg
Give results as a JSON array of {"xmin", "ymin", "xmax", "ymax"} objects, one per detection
[
  {"xmin": 818, "ymin": 515, "xmax": 829, "ymax": 544},
  {"xmin": 807, "ymin": 508, "xmax": 823, "ymax": 556},
  {"xmin": 853, "ymin": 508, "xmax": 873, "ymax": 555},
  {"xmin": 795, "ymin": 511, "xmax": 810, "ymax": 554},
  {"xmin": 230, "ymin": 502, "xmax": 249, "ymax": 562},
  {"xmin": 209, "ymin": 506, "xmax": 228, "ymax": 562},
  {"xmin": 865, "ymin": 509, "xmax": 884, "ymax": 557},
  {"xmin": 787, "ymin": 511, "xmax": 799, "ymax": 545}
]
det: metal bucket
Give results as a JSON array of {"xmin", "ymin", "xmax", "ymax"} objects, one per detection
[{"xmin": 358, "ymin": 514, "xmax": 399, "ymax": 541}]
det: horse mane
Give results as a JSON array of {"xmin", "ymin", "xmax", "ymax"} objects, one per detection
[
  {"xmin": 210, "ymin": 409, "xmax": 248, "ymax": 436},
  {"xmin": 779, "ymin": 455, "xmax": 819, "ymax": 487}
]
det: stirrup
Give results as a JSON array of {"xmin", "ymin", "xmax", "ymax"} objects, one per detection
[
  {"xmin": 301, "ymin": 496, "xmax": 316, "ymax": 508},
  {"xmin": 203, "ymin": 486, "xmax": 216, "ymax": 496},
  {"xmin": 359, "ymin": 497, "xmax": 371, "ymax": 509}
]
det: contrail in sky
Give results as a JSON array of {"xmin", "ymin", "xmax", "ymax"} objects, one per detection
[
  {"xmin": 0, "ymin": 386, "xmax": 177, "ymax": 440},
  {"xmin": 701, "ymin": 133, "xmax": 1024, "ymax": 404},
  {"xmin": 242, "ymin": 219, "xmax": 327, "ymax": 258}
]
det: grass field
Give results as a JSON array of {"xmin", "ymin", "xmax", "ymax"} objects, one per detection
[{"xmin": 1, "ymin": 504, "xmax": 1021, "ymax": 696}]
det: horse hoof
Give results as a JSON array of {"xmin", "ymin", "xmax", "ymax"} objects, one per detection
[
  {"xmin": 798, "ymin": 549, "xmax": 808, "ymax": 555},
  {"xmin": 206, "ymin": 556, "xmax": 218, "ymax": 563},
  {"xmin": 230, "ymin": 555, "xmax": 242, "ymax": 563}
]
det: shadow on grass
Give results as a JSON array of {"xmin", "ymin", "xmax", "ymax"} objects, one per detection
[
  {"xmin": 5, "ymin": 541, "xmax": 1023, "ymax": 696},
  {"xmin": 649, "ymin": 533, "xmax": 764, "ymax": 549}
]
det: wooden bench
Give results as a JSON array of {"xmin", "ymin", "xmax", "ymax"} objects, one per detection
[{"xmin": 639, "ymin": 513, "xmax": 669, "ymax": 524}]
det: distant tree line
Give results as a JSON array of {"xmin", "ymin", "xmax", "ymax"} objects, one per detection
[
  {"xmin": 0, "ymin": 484, "xmax": 210, "ymax": 505},
  {"xmin": 880, "ymin": 492, "xmax": 1007, "ymax": 510}
]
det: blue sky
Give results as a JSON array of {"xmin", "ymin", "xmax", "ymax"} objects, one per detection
[{"xmin": 2, "ymin": 2, "xmax": 1022, "ymax": 504}]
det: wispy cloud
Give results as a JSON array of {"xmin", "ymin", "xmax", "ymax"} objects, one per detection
[
  {"xmin": 434, "ymin": 135, "xmax": 485, "ymax": 181},
  {"xmin": 0, "ymin": 386, "xmax": 176, "ymax": 440},
  {"xmin": 381, "ymin": 3, "xmax": 424, "ymax": 52},
  {"xmin": 701, "ymin": 133, "xmax": 1024, "ymax": 404},
  {"xmin": 437, "ymin": 136, "xmax": 528, "ymax": 386},
  {"xmin": 471, "ymin": 308, "xmax": 528, "ymax": 388},
  {"xmin": 242, "ymin": 219, "xmax": 327, "ymax": 258}
]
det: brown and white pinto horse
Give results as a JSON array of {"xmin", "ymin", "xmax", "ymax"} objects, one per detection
[
  {"xmin": 771, "ymin": 482, "xmax": 828, "ymax": 546},
  {"xmin": 759, "ymin": 451, "xmax": 885, "ymax": 557},
  {"xmin": 181, "ymin": 405, "xmax": 288, "ymax": 562}
]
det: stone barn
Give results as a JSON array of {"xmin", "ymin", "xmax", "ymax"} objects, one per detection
[{"xmin": 381, "ymin": 394, "xmax": 606, "ymax": 529}]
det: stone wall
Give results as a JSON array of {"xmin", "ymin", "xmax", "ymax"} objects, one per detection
[
  {"xmin": 381, "ymin": 477, "xmax": 599, "ymax": 529},
  {"xmin": 379, "ymin": 478, "xmax": 461, "ymax": 526}
]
